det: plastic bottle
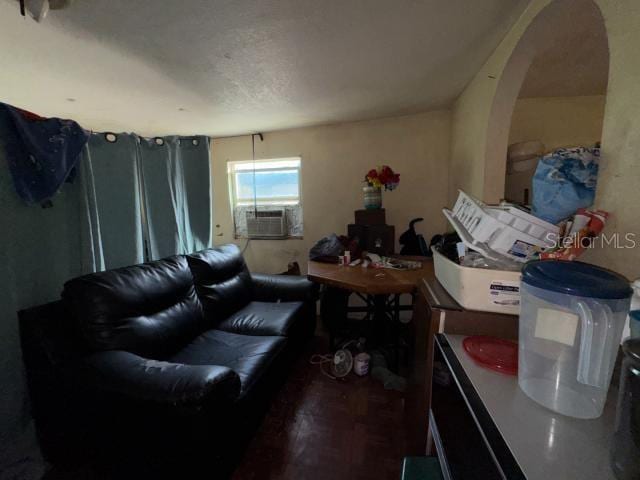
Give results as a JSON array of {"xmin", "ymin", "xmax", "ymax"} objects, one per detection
[
  {"xmin": 610, "ymin": 338, "xmax": 640, "ymax": 479},
  {"xmin": 353, "ymin": 337, "xmax": 370, "ymax": 376}
]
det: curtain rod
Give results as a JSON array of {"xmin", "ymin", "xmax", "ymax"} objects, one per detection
[{"xmin": 251, "ymin": 133, "xmax": 263, "ymax": 216}]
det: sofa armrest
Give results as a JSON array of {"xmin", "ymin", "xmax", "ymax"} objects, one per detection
[
  {"xmin": 251, "ymin": 273, "xmax": 319, "ymax": 302},
  {"xmin": 81, "ymin": 350, "xmax": 241, "ymax": 406}
]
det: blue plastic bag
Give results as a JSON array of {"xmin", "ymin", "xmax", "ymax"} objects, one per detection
[{"xmin": 532, "ymin": 146, "xmax": 599, "ymax": 224}]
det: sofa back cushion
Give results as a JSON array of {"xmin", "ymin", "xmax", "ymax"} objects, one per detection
[
  {"xmin": 63, "ymin": 255, "xmax": 206, "ymax": 359},
  {"xmin": 186, "ymin": 245, "xmax": 253, "ymax": 324}
]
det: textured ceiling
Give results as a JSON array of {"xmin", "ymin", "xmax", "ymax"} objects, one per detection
[
  {"xmin": 0, "ymin": 0, "xmax": 529, "ymax": 136},
  {"xmin": 519, "ymin": 0, "xmax": 608, "ymax": 98}
]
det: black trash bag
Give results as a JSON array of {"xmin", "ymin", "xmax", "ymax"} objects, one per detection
[
  {"xmin": 430, "ymin": 232, "xmax": 461, "ymax": 262},
  {"xmin": 309, "ymin": 233, "xmax": 345, "ymax": 263},
  {"xmin": 399, "ymin": 218, "xmax": 431, "ymax": 256}
]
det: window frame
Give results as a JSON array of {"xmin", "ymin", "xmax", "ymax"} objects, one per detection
[{"xmin": 227, "ymin": 157, "xmax": 302, "ymax": 208}]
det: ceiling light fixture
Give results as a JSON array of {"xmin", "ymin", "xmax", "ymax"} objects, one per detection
[{"xmin": 17, "ymin": 0, "xmax": 75, "ymax": 22}]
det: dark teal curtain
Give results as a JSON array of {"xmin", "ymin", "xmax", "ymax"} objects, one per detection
[
  {"xmin": 80, "ymin": 133, "xmax": 145, "ymax": 270},
  {"xmin": 139, "ymin": 136, "xmax": 212, "ymax": 259}
]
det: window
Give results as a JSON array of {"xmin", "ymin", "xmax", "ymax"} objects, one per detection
[
  {"xmin": 228, "ymin": 158, "xmax": 301, "ymax": 206},
  {"xmin": 227, "ymin": 157, "xmax": 303, "ymax": 238}
]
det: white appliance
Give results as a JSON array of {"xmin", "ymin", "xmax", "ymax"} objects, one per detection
[{"xmin": 245, "ymin": 210, "xmax": 287, "ymax": 239}]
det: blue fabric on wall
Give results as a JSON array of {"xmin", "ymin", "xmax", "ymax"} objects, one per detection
[
  {"xmin": 79, "ymin": 133, "xmax": 145, "ymax": 270},
  {"xmin": 0, "ymin": 147, "xmax": 85, "ymax": 478},
  {"xmin": 0, "ymin": 103, "xmax": 88, "ymax": 205},
  {"xmin": 139, "ymin": 136, "xmax": 212, "ymax": 259}
]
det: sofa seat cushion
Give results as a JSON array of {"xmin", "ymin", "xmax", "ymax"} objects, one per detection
[
  {"xmin": 216, "ymin": 301, "xmax": 306, "ymax": 338},
  {"xmin": 169, "ymin": 329, "xmax": 286, "ymax": 397}
]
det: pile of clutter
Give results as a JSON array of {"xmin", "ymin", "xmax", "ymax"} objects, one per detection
[
  {"xmin": 311, "ymin": 233, "xmax": 422, "ymax": 270},
  {"xmin": 310, "ymin": 338, "xmax": 407, "ymax": 392},
  {"xmin": 442, "ymin": 145, "xmax": 605, "ymax": 269}
]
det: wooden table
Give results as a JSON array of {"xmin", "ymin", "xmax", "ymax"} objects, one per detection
[
  {"xmin": 308, "ymin": 258, "xmax": 431, "ymax": 352},
  {"xmin": 307, "ymin": 258, "xmax": 433, "ymax": 296}
]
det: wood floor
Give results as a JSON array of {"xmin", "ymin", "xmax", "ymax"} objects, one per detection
[
  {"xmin": 41, "ymin": 334, "xmax": 410, "ymax": 479},
  {"xmin": 231, "ymin": 335, "xmax": 408, "ymax": 480}
]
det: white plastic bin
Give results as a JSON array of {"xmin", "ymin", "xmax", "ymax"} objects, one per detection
[
  {"xmin": 518, "ymin": 261, "xmax": 632, "ymax": 419},
  {"xmin": 433, "ymin": 249, "xmax": 521, "ymax": 315},
  {"xmin": 447, "ymin": 190, "xmax": 559, "ymax": 262}
]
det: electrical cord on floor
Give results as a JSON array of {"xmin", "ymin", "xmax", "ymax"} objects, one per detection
[
  {"xmin": 309, "ymin": 354, "xmax": 339, "ymax": 380},
  {"xmin": 241, "ymin": 237, "xmax": 251, "ymax": 254},
  {"xmin": 309, "ymin": 353, "xmax": 338, "ymax": 380}
]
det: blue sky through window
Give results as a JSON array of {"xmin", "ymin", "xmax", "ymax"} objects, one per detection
[{"xmin": 236, "ymin": 170, "xmax": 299, "ymax": 202}]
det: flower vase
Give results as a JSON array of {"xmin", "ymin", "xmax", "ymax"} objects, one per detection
[{"xmin": 363, "ymin": 186, "xmax": 382, "ymax": 209}]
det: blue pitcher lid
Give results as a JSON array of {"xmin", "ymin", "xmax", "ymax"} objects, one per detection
[{"xmin": 522, "ymin": 260, "xmax": 632, "ymax": 299}]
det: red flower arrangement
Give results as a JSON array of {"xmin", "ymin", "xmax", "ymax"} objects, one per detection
[{"xmin": 365, "ymin": 165, "xmax": 400, "ymax": 191}]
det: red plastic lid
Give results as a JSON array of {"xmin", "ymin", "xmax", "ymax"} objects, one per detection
[{"xmin": 463, "ymin": 336, "xmax": 518, "ymax": 376}]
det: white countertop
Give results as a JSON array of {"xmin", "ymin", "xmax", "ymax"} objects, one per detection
[{"xmin": 445, "ymin": 334, "xmax": 618, "ymax": 480}]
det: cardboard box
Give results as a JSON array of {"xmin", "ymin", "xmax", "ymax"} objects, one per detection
[
  {"xmin": 348, "ymin": 224, "xmax": 395, "ymax": 255},
  {"xmin": 354, "ymin": 208, "xmax": 386, "ymax": 226}
]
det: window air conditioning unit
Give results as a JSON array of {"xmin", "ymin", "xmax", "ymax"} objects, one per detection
[{"xmin": 246, "ymin": 210, "xmax": 287, "ymax": 239}]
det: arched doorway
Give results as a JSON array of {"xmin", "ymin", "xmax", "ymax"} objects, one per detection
[{"xmin": 482, "ymin": 0, "xmax": 610, "ymax": 204}]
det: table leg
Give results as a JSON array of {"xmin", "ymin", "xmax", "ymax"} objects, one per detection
[
  {"xmin": 370, "ymin": 294, "xmax": 409, "ymax": 371},
  {"xmin": 372, "ymin": 295, "xmax": 388, "ymax": 346}
]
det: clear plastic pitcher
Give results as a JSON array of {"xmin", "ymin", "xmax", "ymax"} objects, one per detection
[{"xmin": 518, "ymin": 261, "xmax": 632, "ymax": 419}]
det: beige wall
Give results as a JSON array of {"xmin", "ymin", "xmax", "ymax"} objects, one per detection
[
  {"xmin": 212, "ymin": 111, "xmax": 451, "ymax": 274},
  {"xmin": 450, "ymin": 0, "xmax": 640, "ymax": 279},
  {"xmin": 448, "ymin": 1, "xmax": 549, "ymax": 205},
  {"xmin": 505, "ymin": 95, "xmax": 606, "ymax": 203},
  {"xmin": 509, "ymin": 95, "xmax": 606, "ymax": 150}
]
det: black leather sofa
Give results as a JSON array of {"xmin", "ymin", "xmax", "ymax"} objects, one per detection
[{"xmin": 19, "ymin": 244, "xmax": 317, "ymax": 474}]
